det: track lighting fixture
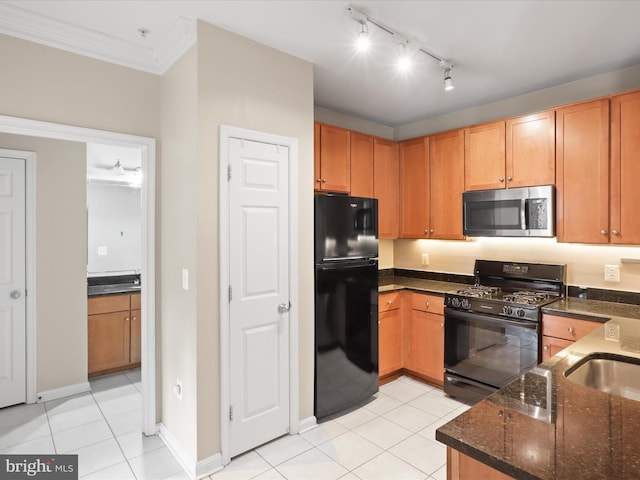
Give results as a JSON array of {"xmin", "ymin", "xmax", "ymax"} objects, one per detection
[
  {"xmin": 356, "ymin": 21, "xmax": 369, "ymax": 51},
  {"xmin": 347, "ymin": 5, "xmax": 456, "ymax": 90},
  {"xmin": 444, "ymin": 68, "xmax": 454, "ymax": 91}
]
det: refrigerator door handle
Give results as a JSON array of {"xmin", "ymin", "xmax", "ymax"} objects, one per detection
[
  {"xmin": 278, "ymin": 302, "xmax": 291, "ymax": 313},
  {"xmin": 319, "ymin": 259, "xmax": 377, "ymax": 270}
]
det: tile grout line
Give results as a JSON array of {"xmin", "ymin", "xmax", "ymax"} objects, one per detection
[{"xmin": 88, "ymin": 373, "xmax": 139, "ymax": 480}]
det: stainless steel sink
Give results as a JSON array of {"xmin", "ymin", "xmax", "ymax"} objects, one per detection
[{"xmin": 564, "ymin": 353, "xmax": 640, "ymax": 401}]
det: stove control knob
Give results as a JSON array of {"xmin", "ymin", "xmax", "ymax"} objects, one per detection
[
  {"xmin": 516, "ymin": 309, "xmax": 526, "ymax": 317},
  {"xmin": 502, "ymin": 306, "xmax": 512, "ymax": 316},
  {"xmin": 461, "ymin": 299, "xmax": 471, "ymax": 310}
]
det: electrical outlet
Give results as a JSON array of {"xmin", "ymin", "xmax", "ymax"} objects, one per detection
[
  {"xmin": 174, "ymin": 379, "xmax": 183, "ymax": 401},
  {"xmin": 604, "ymin": 264, "xmax": 620, "ymax": 282},
  {"xmin": 421, "ymin": 253, "xmax": 430, "ymax": 266},
  {"xmin": 605, "ymin": 323, "xmax": 620, "ymax": 342}
]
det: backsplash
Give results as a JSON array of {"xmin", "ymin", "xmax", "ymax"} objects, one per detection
[
  {"xmin": 380, "ymin": 268, "xmax": 640, "ymax": 306},
  {"xmin": 393, "ymin": 237, "xmax": 640, "ymax": 293}
]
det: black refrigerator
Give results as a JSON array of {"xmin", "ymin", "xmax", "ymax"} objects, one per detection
[{"xmin": 314, "ymin": 194, "xmax": 379, "ymax": 421}]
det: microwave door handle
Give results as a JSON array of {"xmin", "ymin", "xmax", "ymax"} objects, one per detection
[{"xmin": 521, "ymin": 199, "xmax": 527, "ymax": 230}]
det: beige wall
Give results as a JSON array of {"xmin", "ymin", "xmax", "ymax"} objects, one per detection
[
  {"xmin": 314, "ymin": 106, "xmax": 394, "ymax": 139},
  {"xmin": 395, "ymin": 63, "xmax": 640, "ymax": 140},
  {"xmin": 0, "ymin": 34, "xmax": 160, "ymax": 138},
  {"xmin": 0, "ymin": 36, "xmax": 160, "ymax": 395},
  {"xmin": 159, "ymin": 46, "xmax": 199, "ymax": 458},
  {"xmin": 159, "ymin": 21, "xmax": 314, "ymax": 461},
  {"xmin": 395, "ymin": 238, "xmax": 640, "ymax": 292},
  {"xmin": 0, "ymin": 133, "xmax": 87, "ymax": 392},
  {"xmin": 379, "ymin": 239, "xmax": 394, "ymax": 269}
]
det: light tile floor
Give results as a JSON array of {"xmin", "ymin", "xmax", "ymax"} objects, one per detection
[
  {"xmin": 0, "ymin": 369, "xmax": 187, "ymax": 479},
  {"xmin": 212, "ymin": 376, "xmax": 471, "ymax": 480},
  {"xmin": 0, "ymin": 374, "xmax": 469, "ymax": 480}
]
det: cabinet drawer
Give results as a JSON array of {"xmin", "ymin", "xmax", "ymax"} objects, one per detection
[
  {"xmin": 379, "ymin": 292, "xmax": 402, "ymax": 312},
  {"xmin": 411, "ymin": 292, "xmax": 444, "ymax": 314},
  {"xmin": 88, "ymin": 294, "xmax": 130, "ymax": 315},
  {"xmin": 542, "ymin": 314, "xmax": 601, "ymax": 341}
]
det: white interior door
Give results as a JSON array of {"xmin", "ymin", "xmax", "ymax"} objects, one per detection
[
  {"xmin": 228, "ymin": 137, "xmax": 290, "ymax": 458},
  {"xmin": 0, "ymin": 156, "xmax": 26, "ymax": 408}
]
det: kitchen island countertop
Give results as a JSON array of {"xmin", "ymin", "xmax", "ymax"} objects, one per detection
[{"xmin": 436, "ymin": 302, "xmax": 640, "ymax": 480}]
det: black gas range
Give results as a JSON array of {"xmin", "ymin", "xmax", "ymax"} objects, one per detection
[
  {"xmin": 445, "ymin": 260, "xmax": 565, "ymax": 321},
  {"xmin": 443, "ymin": 260, "xmax": 565, "ymax": 404}
]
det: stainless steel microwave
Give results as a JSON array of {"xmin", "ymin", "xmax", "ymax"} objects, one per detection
[{"xmin": 462, "ymin": 185, "xmax": 555, "ymax": 237}]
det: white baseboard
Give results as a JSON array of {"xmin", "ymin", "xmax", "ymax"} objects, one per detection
[
  {"xmin": 298, "ymin": 415, "xmax": 317, "ymax": 434},
  {"xmin": 36, "ymin": 381, "xmax": 91, "ymax": 403},
  {"xmin": 159, "ymin": 423, "xmax": 223, "ymax": 479}
]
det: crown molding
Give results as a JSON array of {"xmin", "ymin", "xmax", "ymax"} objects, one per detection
[{"xmin": 0, "ymin": 3, "xmax": 196, "ymax": 75}]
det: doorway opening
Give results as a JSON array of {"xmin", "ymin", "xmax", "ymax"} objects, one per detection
[
  {"xmin": 0, "ymin": 114, "xmax": 156, "ymax": 436},
  {"xmin": 86, "ymin": 143, "xmax": 143, "ymax": 379}
]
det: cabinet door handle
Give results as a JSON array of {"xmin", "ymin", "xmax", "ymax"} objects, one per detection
[
  {"xmin": 132, "ymin": 317, "xmax": 137, "ymax": 321},
  {"xmin": 322, "ymin": 178, "xmax": 327, "ymax": 183},
  {"xmin": 126, "ymin": 317, "xmax": 130, "ymax": 321},
  {"xmin": 568, "ymin": 327, "xmax": 575, "ymax": 334},
  {"xmin": 499, "ymin": 177, "xmax": 505, "ymax": 182},
  {"xmin": 387, "ymin": 300, "xmax": 393, "ymax": 305},
  {"xmin": 425, "ymin": 301, "xmax": 429, "ymax": 308},
  {"xmin": 440, "ymin": 323, "xmax": 444, "ymax": 329},
  {"xmin": 612, "ymin": 230, "xmax": 619, "ymax": 236},
  {"xmin": 543, "ymin": 345, "xmax": 549, "ymax": 351},
  {"xmin": 507, "ymin": 176, "xmax": 512, "ymax": 181},
  {"xmin": 429, "ymin": 229, "xmax": 434, "ymax": 234},
  {"xmin": 601, "ymin": 229, "xmax": 607, "ymax": 235},
  {"xmin": 424, "ymin": 229, "xmax": 429, "ymax": 234},
  {"xmin": 316, "ymin": 178, "xmax": 322, "ymax": 183}
]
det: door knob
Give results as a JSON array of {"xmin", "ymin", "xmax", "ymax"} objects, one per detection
[
  {"xmin": 278, "ymin": 302, "xmax": 291, "ymax": 313},
  {"xmin": 10, "ymin": 290, "xmax": 21, "ymax": 299}
]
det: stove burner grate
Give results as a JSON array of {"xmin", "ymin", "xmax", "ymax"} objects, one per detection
[
  {"xmin": 502, "ymin": 291, "xmax": 552, "ymax": 305},
  {"xmin": 455, "ymin": 286, "xmax": 501, "ymax": 298}
]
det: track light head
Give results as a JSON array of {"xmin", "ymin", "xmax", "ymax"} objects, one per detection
[
  {"xmin": 356, "ymin": 22, "xmax": 369, "ymax": 51},
  {"xmin": 444, "ymin": 68, "xmax": 454, "ymax": 91}
]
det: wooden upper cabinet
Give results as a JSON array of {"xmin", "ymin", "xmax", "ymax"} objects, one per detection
[
  {"xmin": 430, "ymin": 129, "xmax": 465, "ymax": 240},
  {"xmin": 556, "ymin": 99, "xmax": 610, "ymax": 243},
  {"xmin": 374, "ymin": 137, "xmax": 399, "ymax": 239},
  {"xmin": 316, "ymin": 123, "xmax": 350, "ymax": 193},
  {"xmin": 399, "ymin": 136, "xmax": 429, "ymax": 238},
  {"xmin": 506, "ymin": 110, "xmax": 555, "ymax": 188},
  {"xmin": 611, "ymin": 90, "xmax": 640, "ymax": 244},
  {"xmin": 350, "ymin": 131, "xmax": 374, "ymax": 198},
  {"xmin": 464, "ymin": 120, "xmax": 506, "ymax": 190},
  {"xmin": 314, "ymin": 122, "xmax": 321, "ymax": 190}
]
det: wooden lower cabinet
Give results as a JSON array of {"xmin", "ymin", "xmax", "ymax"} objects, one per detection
[
  {"xmin": 88, "ymin": 292, "xmax": 141, "ymax": 376},
  {"xmin": 541, "ymin": 313, "xmax": 600, "ymax": 361},
  {"xmin": 378, "ymin": 290, "xmax": 444, "ymax": 385},
  {"xmin": 88, "ymin": 311, "xmax": 131, "ymax": 372},
  {"xmin": 447, "ymin": 449, "xmax": 515, "ymax": 480},
  {"xmin": 379, "ymin": 292, "xmax": 402, "ymax": 378},
  {"xmin": 407, "ymin": 310, "xmax": 444, "ymax": 384}
]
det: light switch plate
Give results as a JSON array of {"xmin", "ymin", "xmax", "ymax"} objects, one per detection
[{"xmin": 182, "ymin": 268, "xmax": 189, "ymax": 290}]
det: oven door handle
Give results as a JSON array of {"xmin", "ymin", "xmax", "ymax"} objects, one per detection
[{"xmin": 444, "ymin": 307, "xmax": 539, "ymax": 330}]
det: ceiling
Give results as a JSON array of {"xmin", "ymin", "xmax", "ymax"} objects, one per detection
[{"xmin": 2, "ymin": 1, "xmax": 640, "ymax": 126}]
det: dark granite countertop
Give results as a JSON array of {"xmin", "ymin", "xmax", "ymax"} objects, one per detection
[
  {"xmin": 379, "ymin": 276, "xmax": 468, "ymax": 295},
  {"xmin": 543, "ymin": 297, "xmax": 640, "ymax": 322},
  {"xmin": 436, "ymin": 308, "xmax": 640, "ymax": 480},
  {"xmin": 87, "ymin": 274, "xmax": 141, "ymax": 297},
  {"xmin": 88, "ymin": 284, "xmax": 141, "ymax": 296}
]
